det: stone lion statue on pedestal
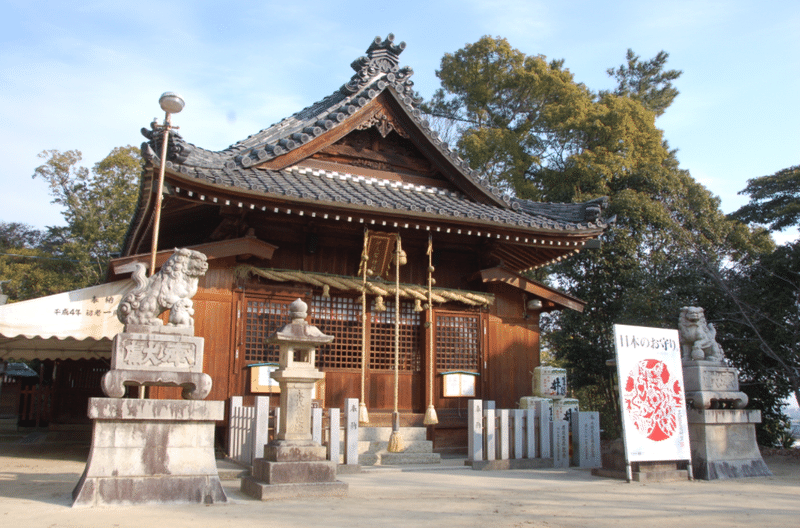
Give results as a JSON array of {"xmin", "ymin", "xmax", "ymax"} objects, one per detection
[
  {"xmin": 678, "ymin": 306, "xmax": 725, "ymax": 363},
  {"xmin": 117, "ymin": 248, "xmax": 208, "ymax": 327}
]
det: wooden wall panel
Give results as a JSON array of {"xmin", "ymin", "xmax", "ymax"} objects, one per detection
[
  {"xmin": 194, "ymin": 295, "xmax": 233, "ymax": 402},
  {"xmin": 367, "ymin": 372, "xmax": 421, "ymax": 412},
  {"xmin": 487, "ymin": 283, "xmax": 525, "ymax": 319},
  {"xmin": 322, "ymin": 370, "xmax": 361, "ymax": 409},
  {"xmin": 484, "ymin": 315, "xmax": 540, "ymax": 409}
]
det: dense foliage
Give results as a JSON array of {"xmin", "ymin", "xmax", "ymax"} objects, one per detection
[
  {"xmin": 0, "ymin": 146, "xmax": 141, "ymax": 302},
  {"xmin": 425, "ymin": 36, "xmax": 783, "ymax": 441},
  {"xmin": 732, "ymin": 165, "xmax": 800, "ymax": 232}
]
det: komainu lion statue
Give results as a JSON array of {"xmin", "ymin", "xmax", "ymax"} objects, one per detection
[
  {"xmin": 117, "ymin": 248, "xmax": 208, "ymax": 327},
  {"xmin": 678, "ymin": 306, "xmax": 725, "ymax": 363}
]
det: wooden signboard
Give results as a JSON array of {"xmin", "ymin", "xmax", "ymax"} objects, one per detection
[{"xmin": 613, "ymin": 324, "xmax": 692, "ymax": 481}]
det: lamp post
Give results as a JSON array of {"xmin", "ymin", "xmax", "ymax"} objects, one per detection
[{"xmin": 149, "ymin": 92, "xmax": 185, "ymax": 276}]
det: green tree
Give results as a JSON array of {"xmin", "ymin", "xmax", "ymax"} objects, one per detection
[
  {"xmin": 732, "ymin": 165, "xmax": 800, "ymax": 232},
  {"xmin": 426, "ymin": 37, "xmax": 773, "ymax": 436},
  {"xmin": 717, "ymin": 164, "xmax": 800, "ymax": 444},
  {"xmin": 29, "ymin": 145, "xmax": 142, "ymax": 289},
  {"xmin": 605, "ymin": 49, "xmax": 682, "ymax": 117},
  {"xmin": 711, "ymin": 241, "xmax": 800, "ymax": 445},
  {"xmin": 0, "ymin": 222, "xmax": 77, "ymax": 301},
  {"xmin": 424, "ymin": 37, "xmax": 597, "ymax": 196}
]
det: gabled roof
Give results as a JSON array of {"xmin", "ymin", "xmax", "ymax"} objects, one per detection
[
  {"xmin": 142, "ymin": 34, "xmax": 508, "ymax": 207},
  {"xmin": 127, "ymin": 35, "xmax": 609, "ymax": 270}
]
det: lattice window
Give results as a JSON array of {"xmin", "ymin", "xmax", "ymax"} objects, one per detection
[
  {"xmin": 310, "ymin": 295, "xmax": 363, "ymax": 369},
  {"xmin": 435, "ymin": 313, "xmax": 480, "ymax": 371},
  {"xmin": 369, "ymin": 300, "xmax": 421, "ymax": 371},
  {"xmin": 244, "ymin": 298, "xmax": 293, "ymax": 363}
]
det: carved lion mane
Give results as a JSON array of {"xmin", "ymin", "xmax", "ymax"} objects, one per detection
[
  {"xmin": 678, "ymin": 306, "xmax": 725, "ymax": 363},
  {"xmin": 117, "ymin": 248, "xmax": 208, "ymax": 327}
]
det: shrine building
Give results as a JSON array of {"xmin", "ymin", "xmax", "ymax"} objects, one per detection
[{"xmin": 1, "ymin": 35, "xmax": 609, "ymax": 450}]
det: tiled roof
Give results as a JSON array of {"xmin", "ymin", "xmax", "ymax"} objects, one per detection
[
  {"xmin": 142, "ymin": 34, "xmax": 421, "ymax": 172},
  {"xmin": 140, "ymin": 34, "xmax": 608, "ymax": 235},
  {"xmin": 171, "ymin": 165, "xmax": 605, "ymax": 233}
]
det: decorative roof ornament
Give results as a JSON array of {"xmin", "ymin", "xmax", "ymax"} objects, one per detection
[
  {"xmin": 141, "ymin": 125, "xmax": 192, "ymax": 166},
  {"xmin": 343, "ymin": 34, "xmax": 415, "ymax": 98}
]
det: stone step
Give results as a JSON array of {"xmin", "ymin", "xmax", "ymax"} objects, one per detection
[
  {"xmin": 359, "ymin": 451, "xmax": 442, "ymax": 466},
  {"xmin": 357, "ymin": 426, "xmax": 428, "ymax": 442},
  {"xmin": 356, "ymin": 440, "xmax": 433, "ymax": 454}
]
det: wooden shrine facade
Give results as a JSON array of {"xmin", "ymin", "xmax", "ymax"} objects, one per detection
[{"xmin": 112, "ymin": 35, "xmax": 609, "ymax": 451}]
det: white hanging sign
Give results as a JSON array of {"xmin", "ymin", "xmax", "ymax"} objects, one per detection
[{"xmin": 613, "ymin": 324, "xmax": 691, "ymax": 464}]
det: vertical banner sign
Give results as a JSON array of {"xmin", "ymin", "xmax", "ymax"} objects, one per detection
[{"xmin": 613, "ymin": 324, "xmax": 691, "ymax": 467}]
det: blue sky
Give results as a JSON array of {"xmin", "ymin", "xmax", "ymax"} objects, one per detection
[{"xmin": 1, "ymin": 1, "xmax": 797, "ymax": 242}]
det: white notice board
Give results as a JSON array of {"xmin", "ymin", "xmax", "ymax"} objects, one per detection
[
  {"xmin": 441, "ymin": 371, "xmax": 478, "ymax": 397},
  {"xmin": 613, "ymin": 325, "xmax": 691, "ymax": 466}
]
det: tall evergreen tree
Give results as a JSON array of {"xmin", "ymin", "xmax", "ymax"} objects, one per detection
[
  {"xmin": 732, "ymin": 165, "xmax": 800, "ymax": 232},
  {"xmin": 425, "ymin": 36, "xmax": 773, "ymax": 436}
]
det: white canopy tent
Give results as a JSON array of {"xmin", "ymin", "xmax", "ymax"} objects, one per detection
[{"xmin": 0, "ymin": 281, "xmax": 133, "ymax": 361}]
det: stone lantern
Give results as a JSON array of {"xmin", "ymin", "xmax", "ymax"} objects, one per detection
[
  {"xmin": 242, "ymin": 298, "xmax": 348, "ymax": 499},
  {"xmin": 268, "ymin": 298, "xmax": 332, "ymax": 446}
]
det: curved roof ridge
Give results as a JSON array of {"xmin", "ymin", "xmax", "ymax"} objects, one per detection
[{"xmin": 138, "ymin": 34, "xmax": 562, "ymax": 213}]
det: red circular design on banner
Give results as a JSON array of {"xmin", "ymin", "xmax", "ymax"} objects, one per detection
[{"xmin": 623, "ymin": 359, "xmax": 683, "ymax": 441}]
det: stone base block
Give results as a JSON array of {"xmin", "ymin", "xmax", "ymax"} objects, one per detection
[
  {"xmin": 468, "ymin": 458, "xmax": 553, "ymax": 471},
  {"xmin": 359, "ymin": 451, "xmax": 441, "ymax": 466},
  {"xmin": 633, "ymin": 469, "xmax": 690, "ymax": 482},
  {"xmin": 688, "ymin": 408, "xmax": 772, "ymax": 480},
  {"xmin": 358, "ymin": 440, "xmax": 434, "ymax": 454},
  {"xmin": 335, "ymin": 464, "xmax": 362, "ymax": 474},
  {"xmin": 241, "ymin": 477, "xmax": 348, "ymax": 500},
  {"xmin": 591, "ymin": 462, "xmax": 691, "ymax": 482},
  {"xmin": 265, "ymin": 441, "xmax": 327, "ymax": 462},
  {"xmin": 696, "ymin": 459, "xmax": 772, "ymax": 480},
  {"xmin": 72, "ymin": 398, "xmax": 227, "ymax": 507},
  {"xmin": 683, "ymin": 363, "xmax": 740, "ymax": 391},
  {"xmin": 251, "ymin": 458, "xmax": 337, "ymax": 485},
  {"xmin": 632, "ymin": 462, "xmax": 690, "ymax": 482},
  {"xmin": 357, "ymin": 426, "xmax": 428, "ymax": 442},
  {"xmin": 73, "ymin": 475, "xmax": 226, "ymax": 506}
]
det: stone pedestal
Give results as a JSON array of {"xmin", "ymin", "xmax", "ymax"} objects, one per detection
[
  {"xmin": 102, "ymin": 326, "xmax": 212, "ymax": 400},
  {"xmin": 72, "ymin": 398, "xmax": 227, "ymax": 507},
  {"xmin": 687, "ymin": 408, "xmax": 772, "ymax": 479},
  {"xmin": 683, "ymin": 360, "xmax": 770, "ymax": 480},
  {"xmin": 242, "ymin": 441, "xmax": 347, "ymax": 499},
  {"xmin": 683, "ymin": 363, "xmax": 748, "ymax": 409}
]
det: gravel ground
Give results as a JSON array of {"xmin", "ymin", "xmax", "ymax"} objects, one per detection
[{"xmin": 1, "ymin": 439, "xmax": 798, "ymax": 528}]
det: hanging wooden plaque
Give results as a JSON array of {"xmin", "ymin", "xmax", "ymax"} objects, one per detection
[{"xmin": 365, "ymin": 231, "xmax": 396, "ymax": 279}]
